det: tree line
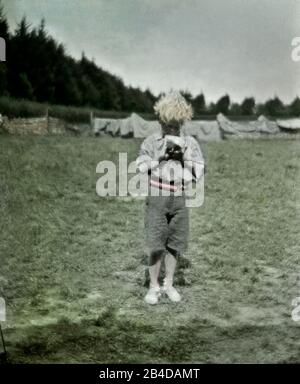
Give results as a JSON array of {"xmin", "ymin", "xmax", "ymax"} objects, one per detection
[{"xmin": 0, "ymin": 2, "xmax": 299, "ymax": 117}]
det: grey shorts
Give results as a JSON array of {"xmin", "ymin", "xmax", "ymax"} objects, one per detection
[{"xmin": 144, "ymin": 194, "xmax": 189, "ymax": 257}]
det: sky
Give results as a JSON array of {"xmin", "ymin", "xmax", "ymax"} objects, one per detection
[{"xmin": 2, "ymin": 0, "xmax": 300, "ymax": 103}]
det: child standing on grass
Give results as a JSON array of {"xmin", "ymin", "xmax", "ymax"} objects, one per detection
[{"xmin": 136, "ymin": 91, "xmax": 205, "ymax": 305}]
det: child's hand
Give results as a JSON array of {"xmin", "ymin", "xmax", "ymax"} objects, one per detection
[{"xmin": 158, "ymin": 153, "xmax": 170, "ymax": 163}]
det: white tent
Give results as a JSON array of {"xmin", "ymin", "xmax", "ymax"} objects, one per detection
[
  {"xmin": 217, "ymin": 113, "xmax": 279, "ymax": 138},
  {"xmin": 105, "ymin": 120, "xmax": 121, "ymax": 136},
  {"xmin": 182, "ymin": 120, "xmax": 221, "ymax": 142},
  {"xmin": 93, "ymin": 113, "xmax": 221, "ymax": 140},
  {"xmin": 276, "ymin": 118, "xmax": 300, "ymax": 132},
  {"xmin": 93, "ymin": 113, "xmax": 160, "ymax": 138},
  {"xmin": 93, "ymin": 118, "xmax": 112, "ymax": 135},
  {"xmin": 256, "ymin": 115, "xmax": 279, "ymax": 134},
  {"xmin": 119, "ymin": 116, "xmax": 133, "ymax": 137},
  {"xmin": 130, "ymin": 113, "xmax": 160, "ymax": 138}
]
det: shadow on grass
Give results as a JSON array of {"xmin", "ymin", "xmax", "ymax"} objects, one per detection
[{"xmin": 4, "ymin": 310, "xmax": 300, "ymax": 364}]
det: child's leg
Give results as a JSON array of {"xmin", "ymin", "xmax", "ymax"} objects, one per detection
[
  {"xmin": 148, "ymin": 250, "xmax": 164, "ymax": 289},
  {"xmin": 145, "ymin": 250, "xmax": 164, "ymax": 305},
  {"xmin": 144, "ymin": 196, "xmax": 168, "ymax": 304},
  {"xmin": 166, "ymin": 197, "xmax": 189, "ymax": 265},
  {"xmin": 163, "ymin": 197, "xmax": 189, "ymax": 302},
  {"xmin": 162, "ymin": 251, "xmax": 181, "ymax": 302},
  {"xmin": 164, "ymin": 252, "xmax": 177, "ymax": 288}
]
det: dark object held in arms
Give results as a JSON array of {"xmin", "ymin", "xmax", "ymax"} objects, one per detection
[{"xmin": 165, "ymin": 141, "xmax": 184, "ymax": 162}]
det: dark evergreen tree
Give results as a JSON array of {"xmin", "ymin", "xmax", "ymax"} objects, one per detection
[
  {"xmin": 216, "ymin": 94, "xmax": 230, "ymax": 115},
  {"xmin": 241, "ymin": 97, "xmax": 255, "ymax": 115},
  {"xmin": 264, "ymin": 96, "xmax": 286, "ymax": 117},
  {"xmin": 289, "ymin": 97, "xmax": 300, "ymax": 117},
  {"xmin": 229, "ymin": 102, "xmax": 242, "ymax": 116},
  {"xmin": 18, "ymin": 72, "xmax": 34, "ymax": 99},
  {"xmin": 180, "ymin": 90, "xmax": 193, "ymax": 104},
  {"xmin": 207, "ymin": 102, "xmax": 216, "ymax": 115},
  {"xmin": 0, "ymin": 0, "xmax": 8, "ymax": 40},
  {"xmin": 8, "ymin": 17, "xmax": 33, "ymax": 98},
  {"xmin": 0, "ymin": 9, "xmax": 156, "ymax": 112},
  {"xmin": 0, "ymin": 0, "xmax": 8, "ymax": 96},
  {"xmin": 192, "ymin": 93, "xmax": 206, "ymax": 115}
]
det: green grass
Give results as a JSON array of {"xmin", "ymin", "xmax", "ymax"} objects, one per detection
[{"xmin": 0, "ymin": 136, "xmax": 300, "ymax": 363}]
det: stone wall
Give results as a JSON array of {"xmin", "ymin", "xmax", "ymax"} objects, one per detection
[
  {"xmin": 47, "ymin": 117, "xmax": 67, "ymax": 135},
  {"xmin": 0, "ymin": 115, "xmax": 80, "ymax": 135}
]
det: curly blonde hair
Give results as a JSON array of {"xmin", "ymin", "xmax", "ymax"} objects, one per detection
[{"xmin": 154, "ymin": 91, "xmax": 193, "ymax": 124}]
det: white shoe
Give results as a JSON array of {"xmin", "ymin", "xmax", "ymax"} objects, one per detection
[
  {"xmin": 144, "ymin": 286, "xmax": 161, "ymax": 305},
  {"xmin": 162, "ymin": 285, "xmax": 181, "ymax": 302}
]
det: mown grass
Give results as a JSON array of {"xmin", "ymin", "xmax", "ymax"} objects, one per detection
[{"xmin": 0, "ymin": 136, "xmax": 299, "ymax": 363}]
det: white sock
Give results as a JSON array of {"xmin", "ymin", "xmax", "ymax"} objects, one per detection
[
  {"xmin": 149, "ymin": 259, "xmax": 161, "ymax": 289},
  {"xmin": 164, "ymin": 253, "xmax": 177, "ymax": 288}
]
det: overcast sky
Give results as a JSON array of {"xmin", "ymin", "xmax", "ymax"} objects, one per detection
[{"xmin": 3, "ymin": 0, "xmax": 300, "ymax": 103}]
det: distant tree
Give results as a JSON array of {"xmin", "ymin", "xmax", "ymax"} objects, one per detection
[
  {"xmin": 264, "ymin": 96, "xmax": 286, "ymax": 117},
  {"xmin": 28, "ymin": 19, "xmax": 58, "ymax": 103},
  {"xmin": 8, "ymin": 17, "xmax": 32, "ymax": 97},
  {"xmin": 14, "ymin": 16, "xmax": 30, "ymax": 39},
  {"xmin": 192, "ymin": 93, "xmax": 206, "ymax": 115},
  {"xmin": 0, "ymin": 8, "xmax": 157, "ymax": 112},
  {"xmin": 216, "ymin": 94, "xmax": 230, "ymax": 115},
  {"xmin": 256, "ymin": 103, "xmax": 266, "ymax": 116},
  {"xmin": 17, "ymin": 72, "xmax": 34, "ymax": 99},
  {"xmin": 0, "ymin": 63, "xmax": 6, "ymax": 95},
  {"xmin": 144, "ymin": 88, "xmax": 157, "ymax": 111},
  {"xmin": 229, "ymin": 102, "xmax": 241, "ymax": 116},
  {"xmin": 79, "ymin": 75, "xmax": 100, "ymax": 107},
  {"xmin": 123, "ymin": 86, "xmax": 153, "ymax": 113},
  {"xmin": 289, "ymin": 97, "xmax": 300, "ymax": 117},
  {"xmin": 207, "ymin": 102, "xmax": 216, "ymax": 115},
  {"xmin": 102, "ymin": 78, "xmax": 121, "ymax": 111},
  {"xmin": 0, "ymin": 0, "xmax": 8, "ymax": 96},
  {"xmin": 55, "ymin": 56, "xmax": 83, "ymax": 106},
  {"xmin": 241, "ymin": 97, "xmax": 255, "ymax": 115},
  {"xmin": 180, "ymin": 90, "xmax": 193, "ymax": 104},
  {"xmin": 0, "ymin": 0, "xmax": 9, "ymax": 40},
  {"xmin": 121, "ymin": 87, "xmax": 137, "ymax": 111}
]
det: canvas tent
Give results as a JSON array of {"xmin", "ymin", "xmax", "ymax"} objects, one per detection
[
  {"xmin": 119, "ymin": 116, "xmax": 134, "ymax": 137},
  {"xmin": 106, "ymin": 120, "xmax": 121, "ymax": 136},
  {"xmin": 257, "ymin": 115, "xmax": 279, "ymax": 134},
  {"xmin": 129, "ymin": 114, "xmax": 221, "ymax": 141},
  {"xmin": 182, "ymin": 120, "xmax": 221, "ymax": 142},
  {"xmin": 217, "ymin": 113, "xmax": 279, "ymax": 139},
  {"xmin": 93, "ymin": 118, "xmax": 112, "ymax": 136},
  {"xmin": 130, "ymin": 113, "xmax": 161, "ymax": 138},
  {"xmin": 93, "ymin": 113, "xmax": 161, "ymax": 138},
  {"xmin": 276, "ymin": 118, "xmax": 300, "ymax": 132},
  {"xmin": 94, "ymin": 113, "xmax": 221, "ymax": 141},
  {"xmin": 93, "ymin": 112, "xmax": 300, "ymax": 141}
]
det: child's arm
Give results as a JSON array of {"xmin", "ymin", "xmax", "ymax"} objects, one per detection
[
  {"xmin": 183, "ymin": 137, "xmax": 205, "ymax": 181},
  {"xmin": 136, "ymin": 136, "xmax": 167, "ymax": 174}
]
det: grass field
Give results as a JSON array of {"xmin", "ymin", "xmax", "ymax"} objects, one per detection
[{"xmin": 0, "ymin": 135, "xmax": 300, "ymax": 363}]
